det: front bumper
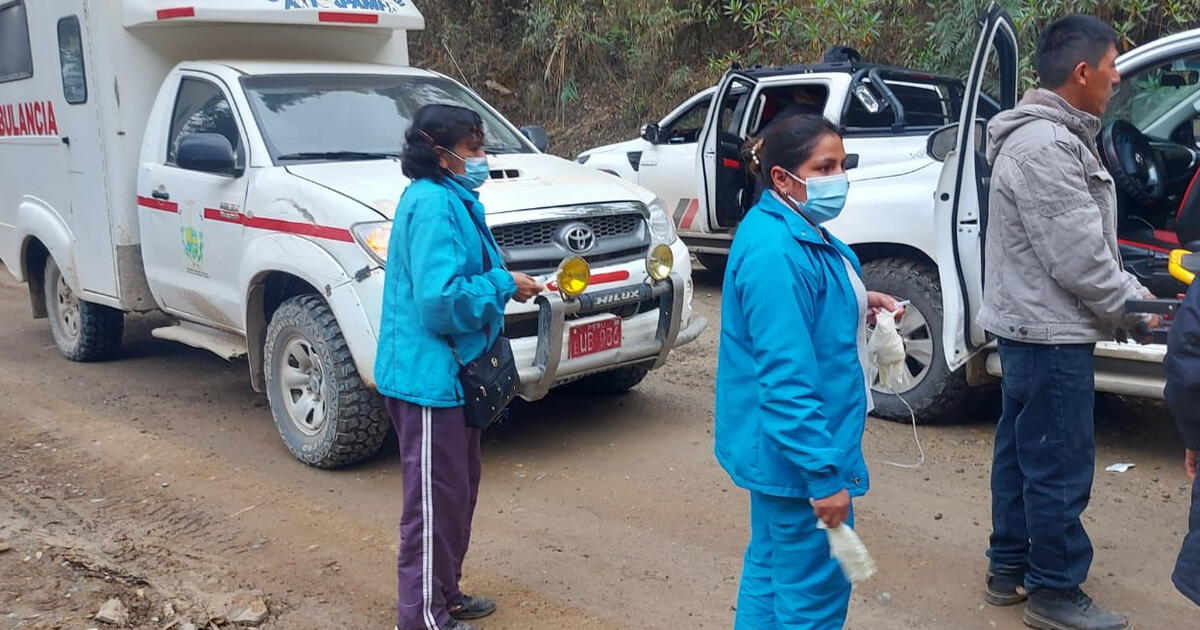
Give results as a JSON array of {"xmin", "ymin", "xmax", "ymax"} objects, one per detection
[{"xmin": 512, "ymin": 272, "xmax": 707, "ymax": 400}]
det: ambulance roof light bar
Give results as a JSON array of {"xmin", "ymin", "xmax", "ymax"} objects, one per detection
[{"xmin": 124, "ymin": 0, "xmax": 425, "ymax": 31}]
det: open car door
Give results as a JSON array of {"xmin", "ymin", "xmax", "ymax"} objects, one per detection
[
  {"xmin": 933, "ymin": 2, "xmax": 1019, "ymax": 369},
  {"xmin": 697, "ymin": 72, "xmax": 756, "ymax": 230}
]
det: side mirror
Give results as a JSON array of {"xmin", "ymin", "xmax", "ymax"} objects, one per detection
[
  {"xmin": 520, "ymin": 125, "xmax": 550, "ymax": 152},
  {"xmin": 177, "ymin": 133, "xmax": 240, "ymax": 176},
  {"xmin": 1162, "ymin": 70, "xmax": 1198, "ymax": 87},
  {"xmin": 926, "ymin": 120, "xmax": 986, "ymax": 163},
  {"xmin": 641, "ymin": 122, "xmax": 663, "ymax": 145}
]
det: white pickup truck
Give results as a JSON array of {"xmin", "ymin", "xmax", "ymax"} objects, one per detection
[
  {"xmin": 579, "ymin": 56, "xmax": 985, "ymax": 421},
  {"xmin": 581, "ymin": 20, "xmax": 1200, "ymax": 423},
  {"xmin": 0, "ymin": 0, "xmax": 704, "ymax": 468}
]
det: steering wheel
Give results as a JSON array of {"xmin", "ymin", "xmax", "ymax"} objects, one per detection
[{"xmin": 1100, "ymin": 120, "xmax": 1166, "ymax": 206}]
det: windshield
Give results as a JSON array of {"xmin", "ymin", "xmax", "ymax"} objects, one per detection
[
  {"xmin": 1107, "ymin": 55, "xmax": 1200, "ymax": 133},
  {"xmin": 241, "ymin": 74, "xmax": 532, "ymax": 163}
]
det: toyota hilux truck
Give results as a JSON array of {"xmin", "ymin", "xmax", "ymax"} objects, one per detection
[{"xmin": 0, "ymin": 0, "xmax": 705, "ymax": 468}]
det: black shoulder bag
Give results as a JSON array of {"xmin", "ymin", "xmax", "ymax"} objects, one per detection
[{"xmin": 451, "ymin": 206, "xmax": 519, "ymax": 430}]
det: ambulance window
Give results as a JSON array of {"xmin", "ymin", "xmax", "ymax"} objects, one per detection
[
  {"xmin": 0, "ymin": 0, "xmax": 33, "ymax": 84},
  {"xmin": 57, "ymin": 17, "xmax": 86, "ymax": 104},
  {"xmin": 167, "ymin": 78, "xmax": 244, "ymax": 170}
]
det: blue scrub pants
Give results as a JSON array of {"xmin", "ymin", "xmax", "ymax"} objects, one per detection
[{"xmin": 735, "ymin": 492, "xmax": 852, "ymax": 630}]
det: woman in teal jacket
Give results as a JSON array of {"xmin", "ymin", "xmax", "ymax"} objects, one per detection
[
  {"xmin": 377, "ymin": 104, "xmax": 542, "ymax": 630},
  {"xmin": 715, "ymin": 114, "xmax": 900, "ymax": 629}
]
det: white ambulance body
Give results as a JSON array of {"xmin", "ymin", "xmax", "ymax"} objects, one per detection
[{"xmin": 0, "ymin": 0, "xmax": 704, "ymax": 467}]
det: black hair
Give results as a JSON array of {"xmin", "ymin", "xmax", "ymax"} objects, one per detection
[
  {"xmin": 742, "ymin": 113, "xmax": 840, "ymax": 183},
  {"xmin": 1035, "ymin": 14, "xmax": 1119, "ymax": 89},
  {"xmin": 401, "ymin": 104, "xmax": 485, "ymax": 181}
]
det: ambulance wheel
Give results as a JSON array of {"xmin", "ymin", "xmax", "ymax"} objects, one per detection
[
  {"xmin": 264, "ymin": 294, "xmax": 388, "ymax": 469},
  {"xmin": 571, "ymin": 363, "xmax": 652, "ymax": 395},
  {"xmin": 44, "ymin": 257, "xmax": 123, "ymax": 362},
  {"xmin": 862, "ymin": 258, "xmax": 971, "ymax": 423}
]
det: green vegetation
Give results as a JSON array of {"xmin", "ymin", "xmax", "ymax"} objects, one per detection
[{"xmin": 411, "ymin": 1, "xmax": 1200, "ymax": 156}]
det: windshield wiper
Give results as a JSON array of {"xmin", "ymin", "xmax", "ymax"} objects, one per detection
[{"xmin": 277, "ymin": 151, "xmax": 400, "ymax": 162}]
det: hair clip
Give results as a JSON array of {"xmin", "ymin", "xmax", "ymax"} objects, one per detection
[{"xmin": 418, "ymin": 129, "xmax": 436, "ymax": 145}]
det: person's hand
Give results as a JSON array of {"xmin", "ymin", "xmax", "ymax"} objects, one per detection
[
  {"xmin": 1135, "ymin": 314, "xmax": 1161, "ymax": 345},
  {"xmin": 867, "ymin": 291, "xmax": 904, "ymax": 325},
  {"xmin": 1186, "ymin": 449, "xmax": 1198, "ymax": 482},
  {"xmin": 811, "ymin": 489, "xmax": 851, "ymax": 528},
  {"xmin": 511, "ymin": 273, "xmax": 544, "ymax": 303}
]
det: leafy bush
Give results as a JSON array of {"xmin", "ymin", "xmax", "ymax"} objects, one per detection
[{"xmin": 410, "ymin": 1, "xmax": 1200, "ymax": 156}]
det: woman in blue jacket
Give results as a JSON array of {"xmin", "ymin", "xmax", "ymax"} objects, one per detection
[
  {"xmin": 377, "ymin": 104, "xmax": 542, "ymax": 630},
  {"xmin": 715, "ymin": 114, "xmax": 900, "ymax": 629}
]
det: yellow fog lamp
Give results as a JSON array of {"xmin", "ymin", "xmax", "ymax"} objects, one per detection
[
  {"xmin": 556, "ymin": 256, "xmax": 591, "ymax": 298},
  {"xmin": 646, "ymin": 243, "xmax": 674, "ymax": 282}
]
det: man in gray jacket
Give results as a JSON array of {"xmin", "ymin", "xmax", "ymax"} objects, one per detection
[{"xmin": 978, "ymin": 15, "xmax": 1156, "ymax": 630}]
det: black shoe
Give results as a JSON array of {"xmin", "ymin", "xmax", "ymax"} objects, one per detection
[
  {"xmin": 985, "ymin": 569, "xmax": 1028, "ymax": 606},
  {"xmin": 449, "ymin": 594, "xmax": 496, "ymax": 621},
  {"xmin": 1023, "ymin": 588, "xmax": 1131, "ymax": 630}
]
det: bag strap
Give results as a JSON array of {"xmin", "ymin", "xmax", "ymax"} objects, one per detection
[{"xmin": 447, "ymin": 199, "xmax": 501, "ymax": 366}]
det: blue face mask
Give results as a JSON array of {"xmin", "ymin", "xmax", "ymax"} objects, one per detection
[
  {"xmin": 444, "ymin": 147, "xmax": 490, "ymax": 190},
  {"xmin": 784, "ymin": 171, "xmax": 849, "ymax": 224}
]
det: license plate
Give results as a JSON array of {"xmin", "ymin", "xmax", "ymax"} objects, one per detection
[{"xmin": 568, "ymin": 317, "xmax": 622, "ymax": 359}]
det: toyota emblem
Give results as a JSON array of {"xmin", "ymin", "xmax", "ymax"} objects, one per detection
[{"xmin": 560, "ymin": 223, "xmax": 596, "ymax": 253}]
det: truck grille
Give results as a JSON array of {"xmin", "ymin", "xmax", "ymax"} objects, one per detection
[
  {"xmin": 492, "ymin": 213, "xmax": 641, "ymax": 248},
  {"xmin": 490, "ymin": 209, "xmax": 650, "ymax": 275}
]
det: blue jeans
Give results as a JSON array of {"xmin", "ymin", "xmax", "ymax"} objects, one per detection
[
  {"xmin": 736, "ymin": 492, "xmax": 852, "ymax": 630},
  {"xmin": 988, "ymin": 340, "xmax": 1096, "ymax": 593}
]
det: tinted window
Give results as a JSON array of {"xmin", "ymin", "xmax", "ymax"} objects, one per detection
[
  {"xmin": 662, "ymin": 97, "xmax": 711, "ymax": 144},
  {"xmin": 167, "ymin": 78, "xmax": 244, "ymax": 169},
  {"xmin": 845, "ymin": 82, "xmax": 951, "ymax": 130},
  {"xmin": 0, "ymin": 1, "xmax": 33, "ymax": 83},
  {"xmin": 242, "ymin": 74, "xmax": 531, "ymax": 162},
  {"xmin": 57, "ymin": 17, "xmax": 86, "ymax": 104}
]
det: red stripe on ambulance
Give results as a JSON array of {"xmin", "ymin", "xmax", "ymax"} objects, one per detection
[
  {"xmin": 200, "ymin": 208, "xmax": 353, "ymax": 242},
  {"xmin": 156, "ymin": 7, "xmax": 196, "ymax": 20},
  {"xmin": 0, "ymin": 101, "xmax": 59, "ymax": 138},
  {"xmin": 318, "ymin": 11, "xmax": 379, "ymax": 24},
  {"xmin": 546, "ymin": 270, "xmax": 632, "ymax": 292},
  {"xmin": 137, "ymin": 196, "xmax": 179, "ymax": 213}
]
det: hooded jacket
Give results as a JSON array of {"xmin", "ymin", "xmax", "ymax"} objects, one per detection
[{"xmin": 977, "ymin": 89, "xmax": 1149, "ymax": 344}]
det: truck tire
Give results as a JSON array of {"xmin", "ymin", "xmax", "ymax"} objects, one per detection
[
  {"xmin": 696, "ymin": 253, "xmax": 727, "ymax": 274},
  {"xmin": 861, "ymin": 258, "xmax": 972, "ymax": 423},
  {"xmin": 264, "ymin": 294, "xmax": 388, "ymax": 469},
  {"xmin": 571, "ymin": 363, "xmax": 652, "ymax": 395},
  {"xmin": 44, "ymin": 257, "xmax": 124, "ymax": 362}
]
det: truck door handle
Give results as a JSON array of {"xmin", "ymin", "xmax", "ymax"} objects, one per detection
[{"xmin": 152, "ymin": 189, "xmax": 171, "ymax": 201}]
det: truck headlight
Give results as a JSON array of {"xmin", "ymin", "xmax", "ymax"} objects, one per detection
[
  {"xmin": 647, "ymin": 198, "xmax": 678, "ymax": 244},
  {"xmin": 352, "ymin": 222, "xmax": 392, "ymax": 265}
]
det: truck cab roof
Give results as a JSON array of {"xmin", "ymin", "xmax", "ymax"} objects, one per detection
[{"xmin": 730, "ymin": 60, "xmax": 958, "ymax": 85}]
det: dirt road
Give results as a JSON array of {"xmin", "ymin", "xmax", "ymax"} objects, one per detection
[{"xmin": 1, "ymin": 266, "xmax": 1194, "ymax": 629}]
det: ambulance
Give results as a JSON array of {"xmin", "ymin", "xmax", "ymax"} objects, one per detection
[{"xmin": 0, "ymin": 0, "xmax": 705, "ymax": 468}]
